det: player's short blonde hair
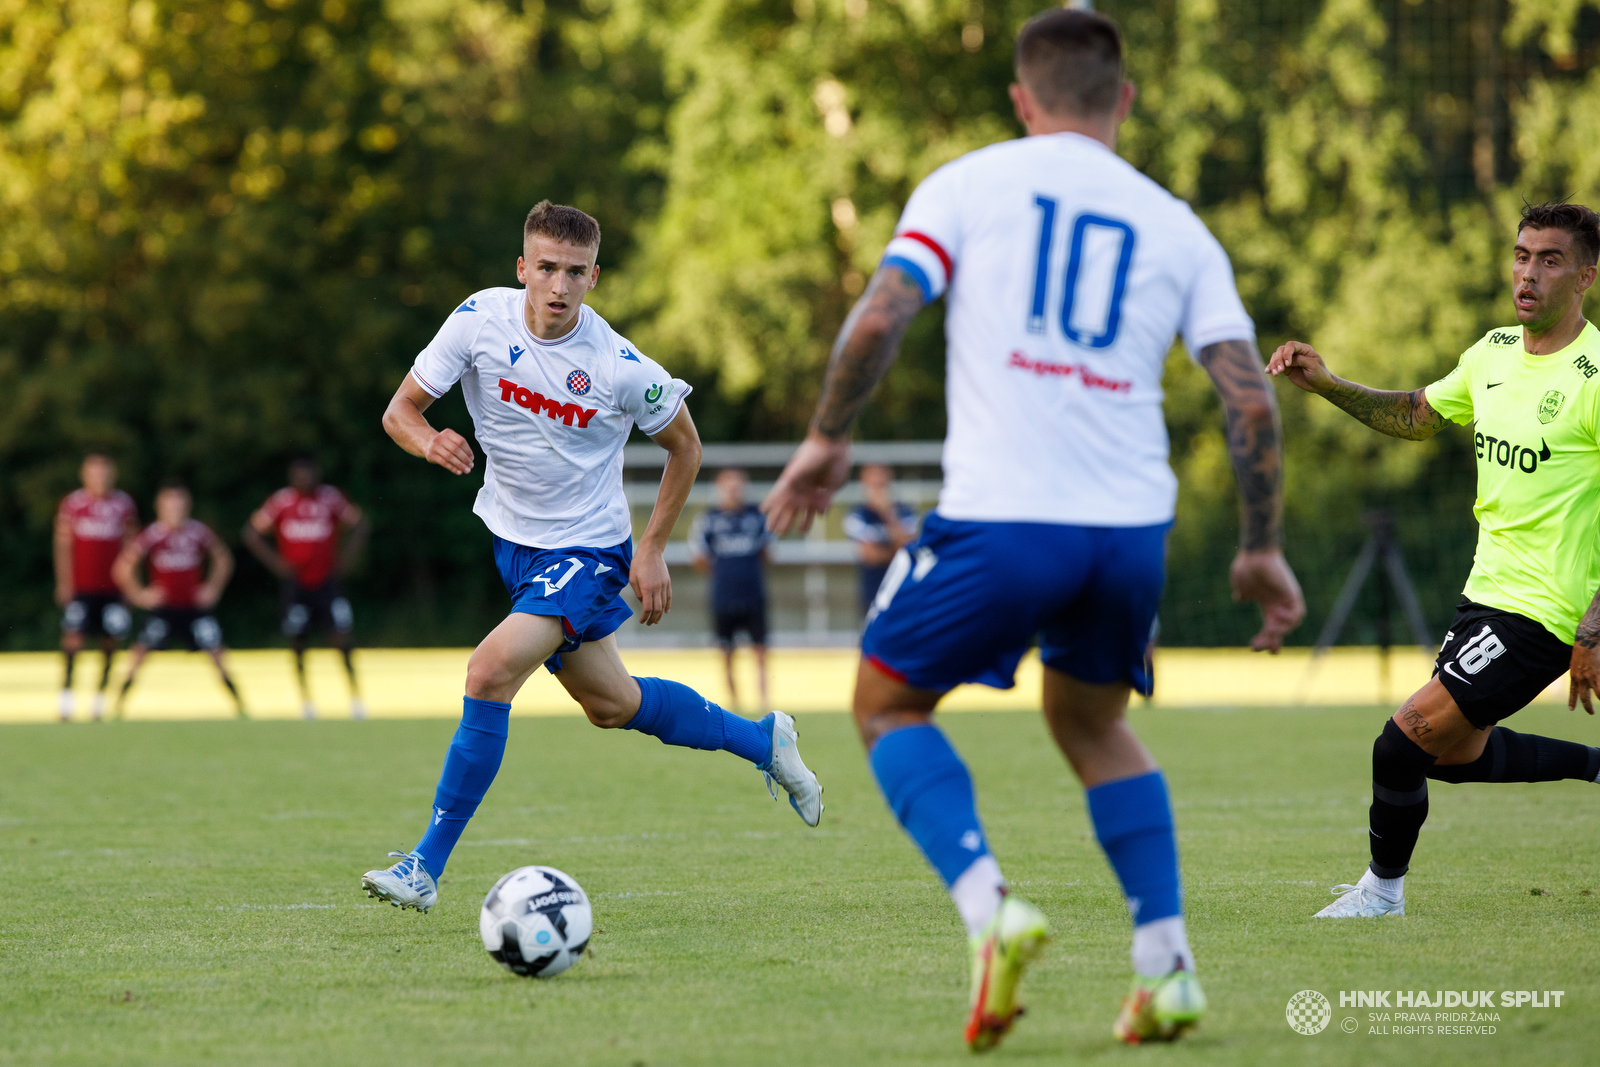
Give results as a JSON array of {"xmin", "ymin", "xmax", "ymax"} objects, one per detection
[{"xmin": 524, "ymin": 200, "xmax": 601, "ymax": 250}]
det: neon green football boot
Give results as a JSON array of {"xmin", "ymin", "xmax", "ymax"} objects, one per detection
[
  {"xmin": 1112, "ymin": 967, "xmax": 1206, "ymax": 1044},
  {"xmin": 965, "ymin": 895, "xmax": 1050, "ymax": 1052}
]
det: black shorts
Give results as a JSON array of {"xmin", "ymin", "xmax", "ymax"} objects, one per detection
[
  {"xmin": 63, "ymin": 594, "xmax": 131, "ymax": 639},
  {"xmin": 282, "ymin": 581, "xmax": 353, "ymax": 638},
  {"xmin": 1433, "ymin": 599, "xmax": 1571, "ymax": 729},
  {"xmin": 138, "ymin": 608, "xmax": 224, "ymax": 652},
  {"xmin": 713, "ymin": 603, "xmax": 768, "ymax": 648}
]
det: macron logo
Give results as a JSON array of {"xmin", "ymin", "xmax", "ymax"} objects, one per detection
[
  {"xmin": 619, "ymin": 347, "xmax": 641, "ymax": 363},
  {"xmin": 509, "ymin": 345, "xmax": 525, "ymax": 365},
  {"xmin": 498, "ymin": 378, "xmax": 598, "ymax": 428},
  {"xmin": 455, "ymin": 299, "xmax": 478, "ymax": 314}
]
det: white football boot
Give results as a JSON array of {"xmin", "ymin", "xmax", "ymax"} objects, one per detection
[
  {"xmin": 760, "ymin": 711, "xmax": 823, "ymax": 827},
  {"xmin": 350, "ymin": 697, "xmax": 369, "ymax": 720},
  {"xmin": 361, "ymin": 850, "xmax": 438, "ymax": 913},
  {"xmin": 1314, "ymin": 882, "xmax": 1405, "ymax": 918}
]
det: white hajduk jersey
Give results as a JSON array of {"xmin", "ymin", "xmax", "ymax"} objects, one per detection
[
  {"xmin": 411, "ymin": 288, "xmax": 691, "ymax": 549},
  {"xmin": 880, "ymin": 132, "xmax": 1255, "ymax": 527}
]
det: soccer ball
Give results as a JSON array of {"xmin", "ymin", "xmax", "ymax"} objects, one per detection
[{"xmin": 479, "ymin": 865, "xmax": 593, "ymax": 978}]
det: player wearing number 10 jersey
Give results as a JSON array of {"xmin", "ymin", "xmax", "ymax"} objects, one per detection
[{"xmin": 766, "ymin": 8, "xmax": 1305, "ymax": 1050}]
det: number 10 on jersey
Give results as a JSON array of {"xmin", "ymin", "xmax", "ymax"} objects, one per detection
[{"xmin": 1029, "ymin": 196, "xmax": 1136, "ymax": 349}]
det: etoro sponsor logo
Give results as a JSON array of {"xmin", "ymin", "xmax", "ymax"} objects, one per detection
[
  {"xmin": 1474, "ymin": 430, "xmax": 1549, "ymax": 472},
  {"xmin": 498, "ymin": 378, "xmax": 598, "ymax": 427}
]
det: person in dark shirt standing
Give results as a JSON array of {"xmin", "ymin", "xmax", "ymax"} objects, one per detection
[
  {"xmin": 242, "ymin": 454, "xmax": 371, "ymax": 720},
  {"xmin": 843, "ymin": 463, "xmax": 918, "ymax": 615},
  {"xmin": 689, "ymin": 468, "xmax": 772, "ymax": 711}
]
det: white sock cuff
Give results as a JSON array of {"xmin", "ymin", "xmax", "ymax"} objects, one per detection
[
  {"xmin": 950, "ymin": 855, "xmax": 1005, "ymax": 938},
  {"xmin": 1358, "ymin": 867, "xmax": 1404, "ymax": 901},
  {"xmin": 1131, "ymin": 914, "xmax": 1194, "ymax": 977}
]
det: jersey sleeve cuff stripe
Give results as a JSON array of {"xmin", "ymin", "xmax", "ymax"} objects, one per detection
[
  {"xmin": 880, "ymin": 255, "xmax": 935, "ymax": 304},
  {"xmin": 897, "ymin": 230, "xmax": 953, "ymax": 281},
  {"xmin": 410, "ymin": 367, "xmax": 445, "ymax": 398}
]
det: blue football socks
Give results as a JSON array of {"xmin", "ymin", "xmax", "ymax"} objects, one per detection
[
  {"xmin": 1086, "ymin": 770, "xmax": 1184, "ymax": 926},
  {"xmin": 413, "ymin": 696, "xmax": 511, "ymax": 878},
  {"xmin": 869, "ymin": 723, "xmax": 991, "ymax": 887},
  {"xmin": 625, "ymin": 677, "xmax": 772, "ymax": 766}
]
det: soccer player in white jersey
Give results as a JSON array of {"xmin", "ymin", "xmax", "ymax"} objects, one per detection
[
  {"xmin": 361, "ymin": 201, "xmax": 822, "ymax": 916},
  {"xmin": 766, "ymin": 9, "xmax": 1304, "ymax": 1050}
]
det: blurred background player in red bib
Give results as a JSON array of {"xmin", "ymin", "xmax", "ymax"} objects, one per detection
[
  {"xmin": 243, "ymin": 453, "xmax": 370, "ymax": 720},
  {"xmin": 53, "ymin": 453, "xmax": 139, "ymax": 722},
  {"xmin": 113, "ymin": 480, "xmax": 245, "ymax": 718}
]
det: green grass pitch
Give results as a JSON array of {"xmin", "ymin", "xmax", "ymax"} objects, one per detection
[{"xmin": 4, "ymin": 706, "xmax": 1597, "ymax": 1065}]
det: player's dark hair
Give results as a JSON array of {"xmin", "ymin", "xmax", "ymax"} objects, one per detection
[
  {"xmin": 524, "ymin": 200, "xmax": 601, "ymax": 250},
  {"xmin": 1518, "ymin": 201, "xmax": 1600, "ymax": 266},
  {"xmin": 82, "ymin": 451, "xmax": 112, "ymax": 464},
  {"xmin": 157, "ymin": 477, "xmax": 188, "ymax": 493},
  {"xmin": 1014, "ymin": 7, "xmax": 1124, "ymax": 117},
  {"xmin": 288, "ymin": 450, "xmax": 320, "ymax": 470}
]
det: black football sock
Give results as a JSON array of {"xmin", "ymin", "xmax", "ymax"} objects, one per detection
[
  {"xmin": 340, "ymin": 647, "xmax": 359, "ymax": 691},
  {"xmin": 293, "ymin": 647, "xmax": 310, "ymax": 702},
  {"xmin": 62, "ymin": 651, "xmax": 76, "ymax": 689},
  {"xmin": 98, "ymin": 649, "xmax": 115, "ymax": 691},
  {"xmin": 1369, "ymin": 719, "xmax": 1438, "ymax": 878},
  {"xmin": 1429, "ymin": 727, "xmax": 1600, "ymax": 784}
]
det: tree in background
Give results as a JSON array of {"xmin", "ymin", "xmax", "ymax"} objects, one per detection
[{"xmin": 3, "ymin": 0, "xmax": 1599, "ymax": 648}]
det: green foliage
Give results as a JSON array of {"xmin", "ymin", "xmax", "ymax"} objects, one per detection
[
  {"xmin": 3, "ymin": 0, "xmax": 1599, "ymax": 647},
  {"xmin": 0, "ymin": 0, "xmax": 662, "ymax": 646}
]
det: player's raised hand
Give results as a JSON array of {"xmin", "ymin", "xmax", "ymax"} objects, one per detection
[
  {"xmin": 1568, "ymin": 642, "xmax": 1600, "ymax": 714},
  {"xmin": 1229, "ymin": 548, "xmax": 1305, "ymax": 653},
  {"xmin": 1265, "ymin": 341, "xmax": 1338, "ymax": 395},
  {"xmin": 425, "ymin": 428, "xmax": 475, "ymax": 475},
  {"xmin": 630, "ymin": 548, "xmax": 672, "ymax": 626},
  {"xmin": 763, "ymin": 434, "xmax": 852, "ymax": 535}
]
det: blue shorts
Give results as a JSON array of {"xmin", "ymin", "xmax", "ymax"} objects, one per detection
[
  {"xmin": 492, "ymin": 535, "xmax": 634, "ymax": 673},
  {"xmin": 860, "ymin": 513, "xmax": 1170, "ymax": 696}
]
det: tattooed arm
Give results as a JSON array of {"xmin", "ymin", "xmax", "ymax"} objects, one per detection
[
  {"xmin": 1265, "ymin": 340, "xmax": 1447, "ymax": 440},
  {"xmin": 1199, "ymin": 339, "xmax": 1306, "ymax": 652},
  {"xmin": 1569, "ymin": 583, "xmax": 1600, "ymax": 714},
  {"xmin": 762, "ymin": 266, "xmax": 926, "ymax": 534},
  {"xmin": 1199, "ymin": 339, "xmax": 1284, "ymax": 551}
]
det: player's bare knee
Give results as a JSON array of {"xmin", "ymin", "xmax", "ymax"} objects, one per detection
[
  {"xmin": 464, "ymin": 652, "xmax": 515, "ymax": 701},
  {"xmin": 578, "ymin": 693, "xmax": 633, "ymax": 729}
]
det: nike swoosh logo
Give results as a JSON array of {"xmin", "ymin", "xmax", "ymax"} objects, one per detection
[
  {"xmin": 1486, "ymin": 382, "xmax": 1503, "ymax": 389},
  {"xmin": 595, "ymin": 564, "xmax": 612, "ymax": 574},
  {"xmin": 1442, "ymin": 662, "xmax": 1473, "ymax": 686}
]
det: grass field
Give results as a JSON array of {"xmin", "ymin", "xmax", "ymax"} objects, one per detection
[{"xmin": 5, "ymin": 705, "xmax": 1599, "ymax": 1066}]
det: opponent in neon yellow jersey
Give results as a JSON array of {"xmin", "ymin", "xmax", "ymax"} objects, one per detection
[{"xmin": 1268, "ymin": 201, "xmax": 1600, "ymax": 919}]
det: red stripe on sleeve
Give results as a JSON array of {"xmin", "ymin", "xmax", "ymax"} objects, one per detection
[{"xmin": 898, "ymin": 231, "xmax": 953, "ymax": 282}]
